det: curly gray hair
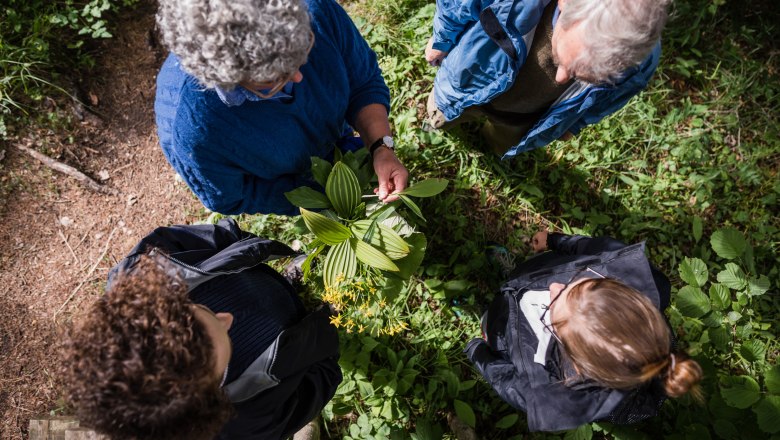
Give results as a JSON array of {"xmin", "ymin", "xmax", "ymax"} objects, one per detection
[
  {"xmin": 156, "ymin": 0, "xmax": 313, "ymax": 89},
  {"xmin": 558, "ymin": 0, "xmax": 671, "ymax": 83}
]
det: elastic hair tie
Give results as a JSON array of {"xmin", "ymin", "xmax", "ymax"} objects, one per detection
[{"xmin": 670, "ymin": 353, "xmax": 677, "ymax": 371}]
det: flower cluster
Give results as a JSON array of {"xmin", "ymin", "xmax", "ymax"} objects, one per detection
[{"xmin": 321, "ymin": 275, "xmax": 408, "ymax": 337}]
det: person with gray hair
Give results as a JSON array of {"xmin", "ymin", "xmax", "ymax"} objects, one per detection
[
  {"xmin": 155, "ymin": 0, "xmax": 408, "ymax": 216},
  {"xmin": 423, "ymin": 0, "xmax": 670, "ymax": 157}
]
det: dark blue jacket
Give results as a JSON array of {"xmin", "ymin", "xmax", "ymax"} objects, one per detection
[{"xmin": 466, "ymin": 234, "xmax": 670, "ymax": 431}]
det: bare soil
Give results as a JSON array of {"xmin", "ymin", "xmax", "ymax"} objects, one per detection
[{"xmin": 0, "ymin": 3, "xmax": 203, "ymax": 438}]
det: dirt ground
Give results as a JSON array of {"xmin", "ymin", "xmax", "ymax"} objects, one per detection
[{"xmin": 0, "ymin": 3, "xmax": 203, "ymax": 438}]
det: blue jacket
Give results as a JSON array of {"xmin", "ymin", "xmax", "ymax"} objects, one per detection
[
  {"xmin": 154, "ymin": 0, "xmax": 389, "ymax": 215},
  {"xmin": 431, "ymin": 0, "xmax": 660, "ymax": 159}
]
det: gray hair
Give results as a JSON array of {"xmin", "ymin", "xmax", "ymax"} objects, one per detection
[
  {"xmin": 558, "ymin": 0, "xmax": 670, "ymax": 83},
  {"xmin": 156, "ymin": 0, "xmax": 313, "ymax": 89}
]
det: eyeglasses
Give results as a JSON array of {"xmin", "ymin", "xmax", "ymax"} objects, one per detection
[
  {"xmin": 540, "ymin": 267, "xmax": 605, "ymax": 345},
  {"xmin": 245, "ymin": 31, "xmax": 316, "ymax": 99}
]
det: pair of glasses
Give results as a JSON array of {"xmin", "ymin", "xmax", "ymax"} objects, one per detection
[
  {"xmin": 540, "ymin": 267, "xmax": 606, "ymax": 345},
  {"xmin": 247, "ymin": 31, "xmax": 316, "ymax": 99}
]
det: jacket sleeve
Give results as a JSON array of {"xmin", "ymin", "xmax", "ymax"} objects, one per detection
[
  {"xmin": 317, "ymin": 0, "xmax": 390, "ymax": 125},
  {"xmin": 566, "ymin": 42, "xmax": 661, "ymax": 136},
  {"xmin": 431, "ymin": 0, "xmax": 486, "ymax": 52},
  {"xmin": 465, "ymin": 339, "xmax": 530, "ymax": 412}
]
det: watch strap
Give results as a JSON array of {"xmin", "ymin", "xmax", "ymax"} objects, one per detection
[{"xmin": 369, "ymin": 137, "xmax": 393, "ymax": 156}]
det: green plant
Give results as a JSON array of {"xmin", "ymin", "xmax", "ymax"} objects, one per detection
[{"xmin": 284, "ymin": 149, "xmax": 448, "ymax": 335}]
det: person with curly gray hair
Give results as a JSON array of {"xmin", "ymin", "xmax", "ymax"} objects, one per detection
[
  {"xmin": 423, "ymin": 0, "xmax": 670, "ymax": 157},
  {"xmin": 155, "ymin": 0, "xmax": 408, "ymax": 216}
]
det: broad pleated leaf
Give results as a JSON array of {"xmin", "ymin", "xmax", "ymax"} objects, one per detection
[
  {"xmin": 711, "ymin": 227, "xmax": 747, "ymax": 259},
  {"xmin": 351, "ymin": 220, "xmax": 410, "ymax": 260},
  {"xmin": 399, "ymin": 194, "xmax": 425, "ymax": 221},
  {"xmin": 679, "ymin": 257, "xmax": 708, "ymax": 287},
  {"xmin": 399, "ymin": 178, "xmax": 449, "ymax": 197},
  {"xmin": 311, "ymin": 157, "xmax": 333, "ymax": 187},
  {"xmin": 323, "ymin": 240, "xmax": 357, "ymax": 288},
  {"xmin": 284, "ymin": 186, "xmax": 331, "ymax": 209},
  {"xmin": 717, "ymin": 263, "xmax": 747, "ymax": 290},
  {"xmin": 675, "ymin": 285, "xmax": 711, "ymax": 318},
  {"xmin": 393, "ymin": 233, "xmax": 427, "ymax": 279},
  {"xmin": 739, "ymin": 340, "xmax": 767, "ymax": 363},
  {"xmin": 326, "ymin": 162, "xmax": 361, "ymax": 218},
  {"xmin": 351, "ymin": 238, "xmax": 398, "ymax": 272},
  {"xmin": 721, "ymin": 375, "xmax": 761, "ymax": 409},
  {"xmin": 300, "ymin": 208, "xmax": 350, "ymax": 245}
]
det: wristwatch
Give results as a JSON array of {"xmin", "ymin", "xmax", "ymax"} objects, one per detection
[{"xmin": 369, "ymin": 135, "xmax": 395, "ymax": 157}]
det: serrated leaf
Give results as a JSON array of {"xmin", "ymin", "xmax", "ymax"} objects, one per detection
[
  {"xmin": 284, "ymin": 186, "xmax": 332, "ymax": 209},
  {"xmin": 708, "ymin": 327, "xmax": 730, "ymax": 352},
  {"xmin": 721, "ymin": 375, "xmax": 761, "ymax": 409},
  {"xmin": 311, "ymin": 156, "xmax": 333, "ymax": 187},
  {"xmin": 351, "ymin": 220, "xmax": 410, "ymax": 259},
  {"xmin": 692, "ymin": 216, "xmax": 703, "ymax": 243},
  {"xmin": 709, "ymin": 284, "xmax": 731, "ymax": 311},
  {"xmin": 740, "ymin": 340, "xmax": 767, "ymax": 363},
  {"xmin": 351, "ymin": 238, "xmax": 399, "ymax": 272},
  {"xmin": 717, "ymin": 263, "xmax": 747, "ymax": 290},
  {"xmin": 754, "ymin": 396, "xmax": 780, "ymax": 434},
  {"xmin": 679, "ymin": 257, "xmax": 708, "ymax": 287},
  {"xmin": 326, "ymin": 162, "xmax": 361, "ymax": 218},
  {"xmin": 748, "ymin": 275, "xmax": 770, "ymax": 297},
  {"xmin": 399, "ymin": 178, "xmax": 449, "ymax": 197},
  {"xmin": 323, "ymin": 240, "xmax": 357, "ymax": 288},
  {"xmin": 711, "ymin": 227, "xmax": 747, "ymax": 259},
  {"xmin": 453, "ymin": 400, "xmax": 476, "ymax": 428},
  {"xmin": 398, "ymin": 194, "xmax": 426, "ymax": 221},
  {"xmin": 564, "ymin": 424, "xmax": 593, "ymax": 440},
  {"xmin": 300, "ymin": 208, "xmax": 351, "ymax": 245},
  {"xmin": 675, "ymin": 285, "xmax": 711, "ymax": 318},
  {"xmin": 495, "ymin": 414, "xmax": 519, "ymax": 429},
  {"xmin": 767, "ymin": 366, "xmax": 780, "ymax": 395}
]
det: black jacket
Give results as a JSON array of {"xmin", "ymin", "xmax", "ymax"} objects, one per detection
[
  {"xmin": 466, "ymin": 234, "xmax": 671, "ymax": 432},
  {"xmin": 108, "ymin": 219, "xmax": 342, "ymax": 439}
]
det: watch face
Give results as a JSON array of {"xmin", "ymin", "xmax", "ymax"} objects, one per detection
[{"xmin": 383, "ymin": 135, "xmax": 395, "ymax": 149}]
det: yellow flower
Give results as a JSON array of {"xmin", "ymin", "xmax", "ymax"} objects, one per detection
[{"xmin": 330, "ymin": 314, "xmax": 343, "ymax": 328}]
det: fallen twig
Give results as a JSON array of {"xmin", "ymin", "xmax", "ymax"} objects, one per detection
[
  {"xmin": 54, "ymin": 226, "xmax": 118, "ymax": 319},
  {"xmin": 58, "ymin": 229, "xmax": 80, "ymax": 265},
  {"xmin": 15, "ymin": 144, "xmax": 119, "ymax": 196}
]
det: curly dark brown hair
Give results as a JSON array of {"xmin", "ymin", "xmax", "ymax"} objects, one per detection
[{"xmin": 61, "ymin": 256, "xmax": 232, "ymax": 439}]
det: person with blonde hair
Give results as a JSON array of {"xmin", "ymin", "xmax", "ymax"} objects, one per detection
[{"xmin": 468, "ymin": 231, "xmax": 702, "ymax": 431}]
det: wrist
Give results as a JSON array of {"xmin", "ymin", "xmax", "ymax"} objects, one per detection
[{"xmin": 368, "ymin": 135, "xmax": 395, "ymax": 157}]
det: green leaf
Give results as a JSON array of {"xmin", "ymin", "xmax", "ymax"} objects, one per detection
[
  {"xmin": 323, "ymin": 240, "xmax": 357, "ymax": 288},
  {"xmin": 708, "ymin": 327, "xmax": 730, "ymax": 352},
  {"xmin": 717, "ymin": 263, "xmax": 748, "ymax": 290},
  {"xmin": 311, "ymin": 156, "xmax": 333, "ymax": 187},
  {"xmin": 399, "ymin": 178, "xmax": 449, "ymax": 197},
  {"xmin": 299, "ymin": 208, "xmax": 351, "ymax": 245},
  {"xmin": 564, "ymin": 424, "xmax": 593, "ymax": 440},
  {"xmin": 351, "ymin": 220, "xmax": 410, "ymax": 259},
  {"xmin": 711, "ymin": 227, "xmax": 747, "ymax": 259},
  {"xmin": 679, "ymin": 257, "xmax": 708, "ymax": 287},
  {"xmin": 739, "ymin": 340, "xmax": 767, "ymax": 363},
  {"xmin": 754, "ymin": 396, "xmax": 780, "ymax": 434},
  {"xmin": 351, "ymin": 238, "xmax": 399, "ymax": 272},
  {"xmin": 284, "ymin": 186, "xmax": 332, "ymax": 209},
  {"xmin": 453, "ymin": 400, "xmax": 476, "ymax": 428},
  {"xmin": 393, "ymin": 233, "xmax": 427, "ymax": 280},
  {"xmin": 675, "ymin": 285, "xmax": 711, "ymax": 318},
  {"xmin": 709, "ymin": 284, "xmax": 731, "ymax": 311},
  {"xmin": 495, "ymin": 414, "xmax": 519, "ymax": 429},
  {"xmin": 766, "ymin": 365, "xmax": 780, "ymax": 395},
  {"xmin": 302, "ymin": 244, "xmax": 325, "ymax": 279},
  {"xmin": 326, "ymin": 162, "xmax": 362, "ymax": 218},
  {"xmin": 721, "ymin": 376, "xmax": 761, "ymax": 409},
  {"xmin": 712, "ymin": 419, "xmax": 740, "ymax": 440},
  {"xmin": 398, "ymin": 194, "xmax": 426, "ymax": 221},
  {"xmin": 748, "ymin": 275, "xmax": 770, "ymax": 297},
  {"xmin": 692, "ymin": 216, "xmax": 703, "ymax": 243}
]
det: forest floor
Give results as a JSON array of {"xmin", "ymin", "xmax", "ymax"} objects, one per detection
[{"xmin": 0, "ymin": 3, "xmax": 202, "ymax": 438}]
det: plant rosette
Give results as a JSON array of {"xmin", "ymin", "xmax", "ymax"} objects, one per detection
[{"xmin": 285, "ymin": 150, "xmax": 448, "ymax": 335}]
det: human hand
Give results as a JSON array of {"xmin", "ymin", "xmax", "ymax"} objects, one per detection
[
  {"xmin": 531, "ymin": 230, "xmax": 549, "ymax": 253},
  {"xmin": 425, "ymin": 37, "xmax": 449, "ymax": 67},
  {"xmin": 372, "ymin": 147, "xmax": 409, "ymax": 203}
]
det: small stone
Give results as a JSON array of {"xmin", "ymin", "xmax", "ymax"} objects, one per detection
[
  {"xmin": 97, "ymin": 170, "xmax": 110, "ymax": 181},
  {"xmin": 59, "ymin": 216, "xmax": 74, "ymax": 227},
  {"xmin": 127, "ymin": 194, "xmax": 138, "ymax": 206}
]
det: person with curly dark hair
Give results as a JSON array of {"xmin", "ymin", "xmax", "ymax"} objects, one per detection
[{"xmin": 62, "ymin": 219, "xmax": 341, "ymax": 439}]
